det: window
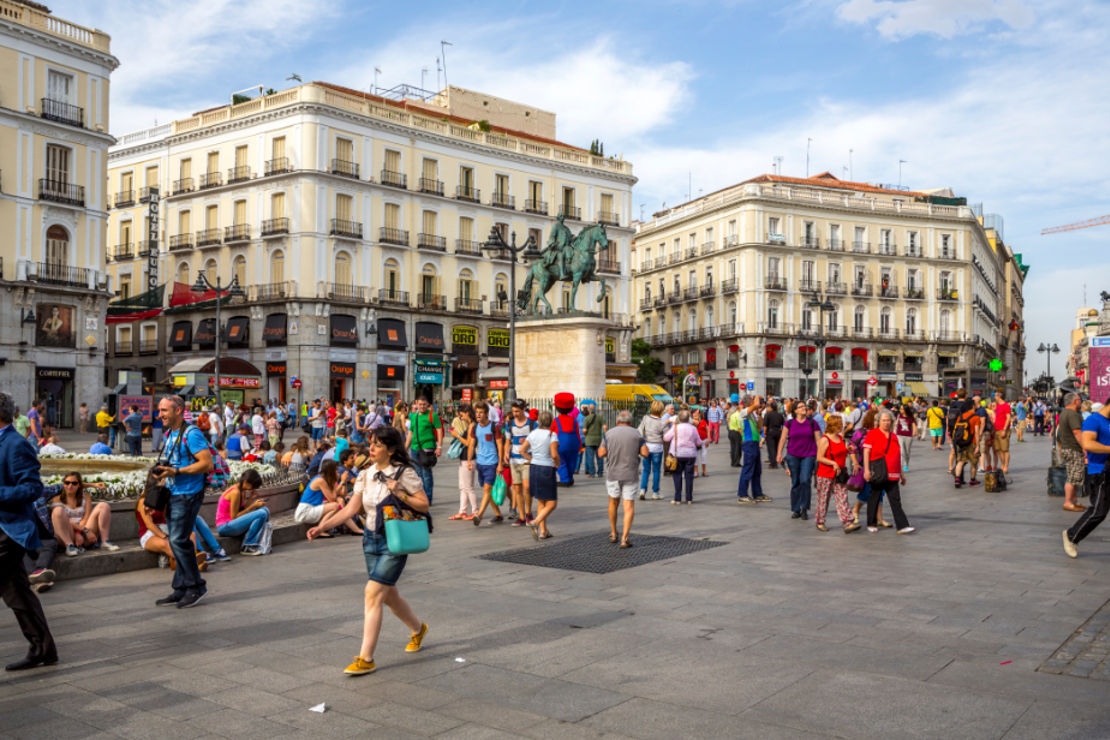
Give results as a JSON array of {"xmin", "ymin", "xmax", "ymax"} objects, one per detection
[
  {"xmin": 145, "ymin": 166, "xmax": 159, "ymax": 191},
  {"xmin": 643, "ymin": 318, "xmax": 651, "ymax": 339},
  {"xmin": 206, "ymin": 151, "xmax": 219, "ymax": 175},
  {"xmin": 643, "ymin": 247, "xmax": 651, "ymax": 268},
  {"xmin": 495, "ymin": 276, "xmax": 508, "ymax": 306},
  {"xmin": 906, "ymin": 308, "xmax": 917, "ymax": 335},
  {"xmin": 562, "ymin": 187, "xmax": 576, "ymax": 210},
  {"xmin": 827, "ymin": 305, "xmax": 839, "ymax": 331},
  {"xmin": 529, "ymin": 180, "xmax": 543, "ymax": 203},
  {"xmin": 142, "ymin": 324, "xmax": 156, "ymax": 347},
  {"xmin": 336, "ymin": 194, "xmax": 353, "ymax": 222},
  {"xmin": 47, "ymin": 70, "xmax": 73, "ymax": 104},
  {"xmin": 941, "ymin": 234, "xmax": 952, "ymax": 257},
  {"xmin": 802, "ymin": 308, "xmax": 812, "ymax": 331},
  {"xmin": 940, "ymin": 309, "xmax": 952, "ymax": 336},
  {"xmin": 458, "ymin": 269, "xmax": 474, "ymax": 301},
  {"xmin": 460, "ymin": 166, "xmax": 474, "ymax": 190},
  {"xmin": 907, "ymin": 268, "xmax": 919, "ymax": 290},
  {"xmin": 907, "ymin": 231, "xmax": 918, "ymax": 252},
  {"xmin": 234, "ymin": 145, "xmax": 248, "ymax": 169},
  {"xmin": 120, "ymin": 274, "xmax": 132, "ymax": 301},
  {"xmin": 689, "ymin": 233, "xmax": 696, "ymax": 250},
  {"xmin": 494, "ymin": 222, "xmax": 508, "ymax": 241},
  {"xmin": 687, "ymin": 349, "xmax": 697, "ymax": 365},
  {"xmin": 768, "ymin": 217, "xmax": 780, "ymax": 238},
  {"xmin": 422, "ymin": 210, "xmax": 437, "ymax": 236},
  {"xmin": 120, "ymin": 171, "xmax": 133, "ymax": 196},
  {"xmin": 270, "ymin": 251, "xmax": 284, "ymax": 283},
  {"xmin": 234, "ymin": 255, "xmax": 246, "ymax": 286},
  {"xmin": 383, "ymin": 259, "xmax": 400, "ymax": 294},
  {"xmin": 854, "ymin": 305, "xmax": 865, "ymax": 331},
  {"xmin": 829, "ymin": 262, "xmax": 842, "ymax": 284},
  {"xmin": 728, "ymin": 259, "xmax": 737, "ymax": 279},
  {"xmin": 706, "ymin": 266, "xmax": 714, "ymax": 286},
  {"xmin": 803, "ymin": 221, "xmax": 816, "ymax": 245},
  {"xmin": 767, "ymin": 299, "xmax": 779, "ymax": 329},
  {"xmin": 337, "ymin": 138, "xmax": 354, "ymax": 163},
  {"xmin": 384, "ymin": 149, "xmax": 401, "ymax": 173},
  {"xmin": 384, "ymin": 203, "xmax": 400, "ymax": 229},
  {"xmin": 672, "ymin": 312, "xmax": 681, "ymax": 332},
  {"xmin": 728, "ymin": 300, "xmax": 737, "ymax": 326},
  {"xmin": 880, "ymin": 229, "xmax": 892, "ymax": 248},
  {"xmin": 202, "ymin": 258, "xmax": 217, "ymax": 281},
  {"xmin": 205, "ymin": 205, "xmax": 218, "ymax": 230},
  {"xmin": 118, "ymin": 326, "xmax": 132, "ymax": 352},
  {"xmin": 854, "ymin": 265, "xmax": 867, "ymax": 287},
  {"xmin": 688, "ymin": 270, "xmax": 697, "ymax": 289},
  {"xmin": 119, "ymin": 221, "xmax": 131, "ymax": 246},
  {"xmin": 421, "ymin": 266, "xmax": 437, "ymax": 297},
  {"xmin": 495, "ymin": 174, "xmax": 509, "ymax": 198},
  {"xmin": 706, "ymin": 304, "xmax": 715, "ymax": 328},
  {"xmin": 177, "ymin": 262, "xmax": 190, "ymax": 284},
  {"xmin": 335, "ymin": 252, "xmax": 352, "ymax": 285},
  {"xmin": 768, "ymin": 257, "xmax": 780, "ymax": 278},
  {"xmin": 179, "ymin": 210, "xmax": 191, "ymax": 237},
  {"xmin": 658, "ymin": 278, "xmax": 665, "ymax": 297},
  {"xmin": 234, "ymin": 200, "xmax": 247, "ymax": 226},
  {"xmin": 880, "ymin": 306, "xmax": 891, "ymax": 333},
  {"xmin": 272, "ymin": 136, "xmax": 286, "ymax": 160},
  {"xmin": 830, "ymin": 223, "xmax": 841, "ymax": 246},
  {"xmin": 271, "ymin": 192, "xmax": 285, "ymax": 219},
  {"xmin": 644, "ymin": 283, "xmax": 652, "ymax": 302},
  {"xmin": 179, "ymin": 158, "xmax": 192, "ymax": 182},
  {"xmin": 46, "ymin": 144, "xmax": 70, "ymax": 184},
  {"xmin": 802, "ymin": 260, "xmax": 815, "ymax": 282},
  {"xmin": 854, "ymin": 226, "xmax": 866, "ymax": 246},
  {"xmin": 673, "ymin": 275, "xmax": 681, "ymax": 295},
  {"xmin": 705, "ymin": 227, "xmax": 714, "ymax": 245},
  {"xmin": 459, "ymin": 217, "xmax": 474, "ymax": 241},
  {"xmin": 601, "ymin": 192, "xmax": 614, "ymax": 216},
  {"xmin": 940, "ymin": 270, "xmax": 952, "ymax": 292},
  {"xmin": 672, "ymin": 352, "xmax": 682, "ymax": 368}
]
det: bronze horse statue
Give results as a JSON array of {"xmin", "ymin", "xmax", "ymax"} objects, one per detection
[{"xmin": 517, "ymin": 223, "xmax": 610, "ymax": 315}]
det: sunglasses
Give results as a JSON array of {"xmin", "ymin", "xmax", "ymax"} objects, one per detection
[{"xmin": 63, "ymin": 481, "xmax": 80, "ymax": 486}]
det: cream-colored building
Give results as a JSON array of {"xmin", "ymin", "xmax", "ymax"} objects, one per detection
[
  {"xmin": 105, "ymin": 82, "xmax": 635, "ymax": 406},
  {"xmin": 632, "ymin": 173, "xmax": 1013, "ymax": 400},
  {"xmin": 982, "ymin": 217, "xmax": 1027, "ymax": 396},
  {"xmin": 0, "ymin": 0, "xmax": 117, "ymax": 425}
]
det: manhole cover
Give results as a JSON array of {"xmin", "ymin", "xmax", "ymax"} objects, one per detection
[{"xmin": 478, "ymin": 533, "xmax": 728, "ymax": 574}]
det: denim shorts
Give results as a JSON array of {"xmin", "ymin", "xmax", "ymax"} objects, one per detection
[
  {"xmin": 476, "ymin": 463, "xmax": 498, "ymax": 487},
  {"xmin": 363, "ymin": 531, "xmax": 407, "ymax": 586}
]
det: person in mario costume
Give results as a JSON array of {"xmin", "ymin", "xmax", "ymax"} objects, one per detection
[{"xmin": 552, "ymin": 392, "xmax": 582, "ymax": 486}]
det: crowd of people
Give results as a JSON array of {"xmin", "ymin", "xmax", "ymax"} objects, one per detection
[{"xmin": 2, "ymin": 383, "xmax": 1099, "ymax": 679}]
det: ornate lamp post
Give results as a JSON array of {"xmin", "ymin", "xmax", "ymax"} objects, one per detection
[
  {"xmin": 480, "ymin": 228, "xmax": 539, "ymax": 406},
  {"xmin": 192, "ymin": 272, "xmax": 245, "ymax": 404},
  {"xmin": 1037, "ymin": 342, "xmax": 1060, "ymax": 400},
  {"xmin": 798, "ymin": 296, "xmax": 836, "ymax": 399}
]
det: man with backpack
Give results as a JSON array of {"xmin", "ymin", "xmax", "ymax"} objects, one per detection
[
  {"xmin": 950, "ymin": 391, "xmax": 982, "ymax": 488},
  {"xmin": 503, "ymin": 400, "xmax": 536, "ymax": 525},
  {"xmin": 406, "ymin": 397, "xmax": 442, "ymax": 505},
  {"xmin": 976, "ymin": 397, "xmax": 995, "ymax": 474}
]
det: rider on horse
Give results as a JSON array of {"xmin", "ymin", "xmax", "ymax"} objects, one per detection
[{"xmin": 543, "ymin": 214, "xmax": 574, "ymax": 280}]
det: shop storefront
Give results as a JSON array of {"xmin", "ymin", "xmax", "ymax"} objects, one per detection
[
  {"xmin": 414, "ymin": 321, "xmax": 446, "ymax": 403},
  {"xmin": 328, "ymin": 314, "xmax": 359, "ymax": 402},
  {"xmin": 267, "ymin": 362, "xmax": 287, "ymax": 404},
  {"xmin": 36, "ymin": 366, "xmax": 74, "ymax": 429},
  {"xmin": 377, "ymin": 319, "xmax": 408, "ymax": 406},
  {"xmin": 330, "ymin": 361, "xmax": 355, "ymax": 401},
  {"xmin": 451, "ymin": 325, "xmax": 480, "ymax": 396},
  {"xmin": 264, "ymin": 314, "xmax": 288, "ymax": 402},
  {"xmin": 168, "ymin": 357, "xmax": 262, "ymax": 406}
]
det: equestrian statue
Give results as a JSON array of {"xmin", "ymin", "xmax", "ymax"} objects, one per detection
[{"xmin": 516, "ymin": 214, "xmax": 610, "ymax": 316}]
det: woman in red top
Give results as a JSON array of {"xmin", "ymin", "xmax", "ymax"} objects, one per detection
[
  {"xmin": 325, "ymin": 401, "xmax": 337, "ymax": 433},
  {"xmin": 814, "ymin": 415, "xmax": 858, "ymax": 533},
  {"xmin": 863, "ymin": 410, "xmax": 914, "ymax": 534},
  {"xmin": 692, "ymin": 408, "xmax": 710, "ymax": 478}
]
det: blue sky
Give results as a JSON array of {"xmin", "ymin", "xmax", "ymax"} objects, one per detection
[{"xmin": 58, "ymin": 0, "xmax": 1110, "ymax": 380}]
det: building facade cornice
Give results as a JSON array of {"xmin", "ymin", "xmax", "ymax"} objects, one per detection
[
  {"xmin": 0, "ymin": 18, "xmax": 119, "ymax": 71},
  {"xmin": 0, "ymin": 106, "xmax": 116, "ymax": 146}
]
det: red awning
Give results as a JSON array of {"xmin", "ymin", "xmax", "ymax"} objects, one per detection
[
  {"xmin": 851, "ymin": 348, "xmax": 868, "ymax": 360},
  {"xmin": 728, "ymin": 344, "xmax": 740, "ymax": 352},
  {"xmin": 766, "ymin": 344, "xmax": 782, "ymax": 351},
  {"xmin": 799, "ymin": 346, "xmax": 816, "ymax": 353},
  {"xmin": 825, "ymin": 346, "xmax": 843, "ymax": 354}
]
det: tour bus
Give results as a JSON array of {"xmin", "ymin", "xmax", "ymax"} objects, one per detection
[{"xmin": 605, "ymin": 383, "xmax": 674, "ymax": 405}]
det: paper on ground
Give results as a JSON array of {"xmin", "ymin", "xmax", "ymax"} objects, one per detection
[{"xmin": 309, "ymin": 703, "xmax": 326, "ymax": 713}]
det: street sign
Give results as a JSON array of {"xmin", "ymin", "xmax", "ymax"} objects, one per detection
[
  {"xmin": 831, "ymin": 371, "xmax": 839, "ymax": 380},
  {"xmin": 867, "ymin": 377, "xmax": 878, "ymax": 386},
  {"xmin": 988, "ymin": 358, "xmax": 1004, "ymax": 372},
  {"xmin": 746, "ymin": 380, "xmax": 755, "ymax": 391},
  {"xmin": 291, "ymin": 378, "xmax": 302, "ymax": 389}
]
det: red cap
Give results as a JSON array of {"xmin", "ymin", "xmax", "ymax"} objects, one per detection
[
  {"xmin": 554, "ymin": 392, "xmax": 576, "ymax": 411},
  {"xmin": 528, "ymin": 408, "xmax": 538, "ymax": 421}
]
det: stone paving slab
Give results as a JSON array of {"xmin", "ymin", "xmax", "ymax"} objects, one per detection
[{"xmin": 5, "ymin": 434, "xmax": 1110, "ymax": 739}]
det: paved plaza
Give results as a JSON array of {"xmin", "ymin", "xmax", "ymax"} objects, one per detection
[{"xmin": 4, "ymin": 433, "xmax": 1110, "ymax": 740}]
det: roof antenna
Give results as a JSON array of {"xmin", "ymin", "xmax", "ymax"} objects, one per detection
[
  {"xmin": 806, "ymin": 138, "xmax": 812, "ymax": 177},
  {"xmin": 773, "ymin": 155, "xmax": 783, "ymax": 176},
  {"xmin": 441, "ymin": 41, "xmax": 452, "ymax": 88}
]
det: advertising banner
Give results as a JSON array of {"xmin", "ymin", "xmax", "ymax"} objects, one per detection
[
  {"xmin": 119, "ymin": 395, "xmax": 153, "ymax": 422},
  {"xmin": 1091, "ymin": 341, "xmax": 1110, "ymax": 403}
]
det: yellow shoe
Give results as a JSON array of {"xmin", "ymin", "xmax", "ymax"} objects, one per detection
[
  {"xmin": 344, "ymin": 656, "xmax": 375, "ymax": 675},
  {"xmin": 406, "ymin": 623, "xmax": 429, "ymax": 653}
]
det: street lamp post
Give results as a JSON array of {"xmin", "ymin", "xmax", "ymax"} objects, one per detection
[
  {"xmin": 1037, "ymin": 342, "xmax": 1061, "ymax": 401},
  {"xmin": 192, "ymin": 272, "xmax": 245, "ymax": 404},
  {"xmin": 799, "ymin": 296, "xmax": 836, "ymax": 399},
  {"xmin": 480, "ymin": 228, "xmax": 539, "ymax": 406}
]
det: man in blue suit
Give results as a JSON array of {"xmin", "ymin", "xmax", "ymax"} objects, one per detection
[{"xmin": 0, "ymin": 392, "xmax": 57, "ymax": 671}]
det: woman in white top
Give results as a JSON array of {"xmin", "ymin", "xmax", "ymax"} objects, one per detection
[
  {"xmin": 520, "ymin": 410, "xmax": 558, "ymax": 540},
  {"xmin": 251, "ymin": 411, "xmax": 266, "ymax": 447},
  {"xmin": 308, "ymin": 425, "xmax": 429, "ymax": 677}
]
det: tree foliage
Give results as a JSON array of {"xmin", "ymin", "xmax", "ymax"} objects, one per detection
[{"xmin": 631, "ymin": 338, "xmax": 661, "ymax": 382}]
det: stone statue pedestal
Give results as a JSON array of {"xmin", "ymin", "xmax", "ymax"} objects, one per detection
[{"xmin": 514, "ymin": 315, "xmax": 610, "ymax": 402}]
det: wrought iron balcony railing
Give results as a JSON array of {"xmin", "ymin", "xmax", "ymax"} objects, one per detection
[
  {"xmin": 455, "ymin": 297, "xmax": 484, "ymax": 314},
  {"xmin": 379, "ymin": 227, "xmax": 409, "ymax": 246},
  {"xmin": 261, "ymin": 218, "xmax": 289, "ymax": 236},
  {"xmin": 41, "ymin": 98, "xmax": 83, "ymax": 128},
  {"xmin": 456, "ymin": 239, "xmax": 482, "ymax": 256},
  {"xmin": 418, "ymin": 177, "xmax": 443, "ymax": 195},
  {"xmin": 330, "ymin": 219, "xmax": 363, "ymax": 239},
  {"xmin": 227, "ymin": 165, "xmax": 251, "ymax": 184},
  {"xmin": 525, "ymin": 199, "xmax": 548, "ymax": 215},
  {"xmin": 266, "ymin": 157, "xmax": 292, "ymax": 175},
  {"xmin": 225, "ymin": 224, "xmax": 251, "ymax": 243},
  {"xmin": 380, "ymin": 170, "xmax": 407, "ymax": 189},
  {"xmin": 378, "ymin": 289, "xmax": 409, "ymax": 307},
  {"xmin": 332, "ymin": 159, "xmax": 359, "ymax": 179},
  {"xmin": 417, "ymin": 233, "xmax": 447, "ymax": 251},
  {"xmin": 199, "ymin": 172, "xmax": 222, "ymax": 189},
  {"xmin": 456, "ymin": 185, "xmax": 480, "ymax": 203},
  {"xmin": 195, "ymin": 228, "xmax": 222, "ymax": 247},
  {"xmin": 39, "ymin": 179, "xmax": 84, "ymax": 206}
]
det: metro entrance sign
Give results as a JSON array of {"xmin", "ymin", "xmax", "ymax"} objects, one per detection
[{"xmin": 867, "ymin": 377, "xmax": 878, "ymax": 386}]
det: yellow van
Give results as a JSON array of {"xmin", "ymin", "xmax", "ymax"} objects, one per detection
[{"xmin": 605, "ymin": 384, "xmax": 674, "ymax": 404}]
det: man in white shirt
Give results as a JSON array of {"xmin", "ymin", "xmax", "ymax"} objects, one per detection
[
  {"xmin": 208, "ymin": 408, "xmax": 223, "ymax": 445},
  {"xmin": 223, "ymin": 402, "xmax": 236, "ymax": 440}
]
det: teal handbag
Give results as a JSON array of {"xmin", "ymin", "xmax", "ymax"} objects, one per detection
[
  {"xmin": 446, "ymin": 437, "xmax": 464, "ymax": 460},
  {"xmin": 384, "ymin": 517, "xmax": 430, "ymax": 554}
]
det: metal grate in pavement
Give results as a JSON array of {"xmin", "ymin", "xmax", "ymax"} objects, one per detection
[{"xmin": 478, "ymin": 533, "xmax": 728, "ymax": 574}]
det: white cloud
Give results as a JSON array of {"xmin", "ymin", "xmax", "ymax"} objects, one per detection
[{"xmin": 837, "ymin": 0, "xmax": 1035, "ymax": 39}]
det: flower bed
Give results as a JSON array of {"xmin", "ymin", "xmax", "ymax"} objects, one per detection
[{"xmin": 39, "ymin": 454, "xmax": 300, "ymax": 500}]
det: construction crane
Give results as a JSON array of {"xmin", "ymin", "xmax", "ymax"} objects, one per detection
[{"xmin": 1041, "ymin": 214, "xmax": 1110, "ymax": 235}]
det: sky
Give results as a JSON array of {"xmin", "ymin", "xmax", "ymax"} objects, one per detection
[{"xmin": 55, "ymin": 0, "xmax": 1110, "ymax": 381}]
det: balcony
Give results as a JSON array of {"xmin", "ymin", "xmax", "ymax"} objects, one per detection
[
  {"xmin": 800, "ymin": 279, "xmax": 821, "ymax": 293},
  {"xmin": 227, "ymin": 165, "xmax": 251, "ymax": 184},
  {"xmin": 379, "ymin": 227, "xmax": 408, "ymax": 246},
  {"xmin": 225, "ymin": 224, "xmax": 251, "ymax": 243},
  {"xmin": 826, "ymin": 281, "xmax": 847, "ymax": 295},
  {"xmin": 852, "ymin": 241, "xmax": 871, "ymax": 254},
  {"xmin": 765, "ymin": 276, "xmax": 787, "ymax": 291},
  {"xmin": 109, "ymin": 244, "xmax": 134, "ymax": 262},
  {"xmin": 25, "ymin": 262, "xmax": 94, "ymax": 289},
  {"xmin": 169, "ymin": 234, "xmax": 193, "ymax": 251},
  {"xmin": 903, "ymin": 331, "xmax": 927, "ymax": 341},
  {"xmin": 329, "ymin": 219, "xmax": 362, "ymax": 239},
  {"xmin": 39, "ymin": 179, "xmax": 84, "ymax": 206},
  {"xmin": 877, "ymin": 243, "xmax": 897, "ymax": 257},
  {"xmin": 261, "ymin": 217, "xmax": 289, "ymax": 236},
  {"xmin": 490, "ymin": 302, "xmax": 511, "ymax": 318},
  {"xmin": 669, "ymin": 252, "xmax": 683, "ymax": 265},
  {"xmin": 639, "ymin": 298, "xmax": 654, "ymax": 311},
  {"xmin": 173, "ymin": 178, "xmax": 194, "ymax": 195},
  {"xmin": 937, "ymin": 289, "xmax": 958, "ymax": 301},
  {"xmin": 685, "ymin": 247, "xmax": 698, "ymax": 261},
  {"xmin": 331, "ymin": 159, "xmax": 359, "ymax": 180},
  {"xmin": 381, "ymin": 170, "xmax": 407, "ymax": 189},
  {"xmin": 488, "ymin": 248, "xmax": 514, "ymax": 261},
  {"xmin": 455, "ymin": 185, "xmax": 480, "ymax": 203},
  {"xmin": 559, "ymin": 205, "xmax": 581, "ymax": 220},
  {"xmin": 113, "ymin": 190, "xmax": 134, "ymax": 208},
  {"xmin": 456, "ymin": 239, "xmax": 482, "ymax": 257},
  {"xmin": 491, "ymin": 191, "xmax": 515, "ymax": 210},
  {"xmin": 798, "ymin": 237, "xmax": 820, "ymax": 250},
  {"xmin": 455, "ymin": 297, "xmax": 484, "ymax": 315},
  {"xmin": 378, "ymin": 289, "xmax": 409, "ymax": 307},
  {"xmin": 903, "ymin": 287, "xmax": 926, "ymax": 300},
  {"xmin": 826, "ymin": 239, "xmax": 846, "ymax": 252},
  {"xmin": 759, "ymin": 321, "xmax": 795, "ymax": 336},
  {"xmin": 700, "ymin": 241, "xmax": 716, "ymax": 256},
  {"xmin": 139, "ymin": 340, "xmax": 159, "ymax": 355},
  {"xmin": 938, "ymin": 249, "xmax": 958, "ymax": 260},
  {"xmin": 418, "ymin": 177, "xmax": 443, "ymax": 195},
  {"xmin": 653, "ymin": 257, "xmax": 667, "ymax": 269},
  {"xmin": 417, "ymin": 293, "xmax": 447, "ymax": 312},
  {"xmin": 417, "ymin": 233, "xmax": 447, "ymax": 252},
  {"xmin": 114, "ymin": 341, "xmax": 133, "ymax": 357},
  {"xmin": 597, "ymin": 258, "xmax": 621, "ymax": 275},
  {"xmin": 322, "ymin": 283, "xmax": 368, "ymax": 302},
  {"xmin": 721, "ymin": 278, "xmax": 739, "ymax": 294},
  {"xmin": 852, "ymin": 327, "xmax": 873, "ymax": 339},
  {"xmin": 199, "ymin": 172, "xmax": 222, "ymax": 189},
  {"xmin": 652, "ymin": 296, "xmax": 666, "ymax": 308},
  {"xmin": 700, "ymin": 284, "xmax": 716, "ymax": 298},
  {"xmin": 253, "ymin": 282, "xmax": 293, "ymax": 300},
  {"xmin": 138, "ymin": 240, "xmax": 157, "ymax": 257},
  {"xmin": 598, "ymin": 210, "xmax": 620, "ymax": 226},
  {"xmin": 195, "ymin": 228, "xmax": 222, "ymax": 247},
  {"xmin": 139, "ymin": 187, "xmax": 159, "ymax": 203},
  {"xmin": 265, "ymin": 157, "xmax": 293, "ymax": 176},
  {"xmin": 723, "ymin": 235, "xmax": 739, "ymax": 248},
  {"xmin": 525, "ymin": 199, "xmax": 548, "ymax": 215},
  {"xmin": 851, "ymin": 282, "xmax": 873, "ymax": 297},
  {"xmin": 666, "ymin": 291, "xmax": 683, "ymax": 305},
  {"xmin": 878, "ymin": 284, "xmax": 899, "ymax": 299},
  {"xmin": 824, "ymin": 326, "xmax": 847, "ymax": 338},
  {"xmin": 683, "ymin": 287, "xmax": 700, "ymax": 302},
  {"xmin": 41, "ymin": 98, "xmax": 84, "ymax": 128},
  {"xmin": 726, "ymin": 358, "xmax": 740, "ymax": 369},
  {"xmin": 935, "ymin": 331, "xmax": 963, "ymax": 342},
  {"xmin": 904, "ymin": 244, "xmax": 923, "ymax": 258}
]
